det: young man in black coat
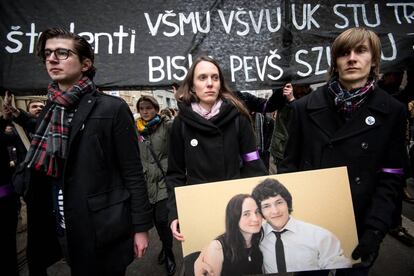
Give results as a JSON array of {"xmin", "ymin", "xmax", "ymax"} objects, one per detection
[
  {"xmin": 279, "ymin": 27, "xmax": 406, "ymax": 275},
  {"xmin": 3, "ymin": 28, "xmax": 152, "ymax": 276}
]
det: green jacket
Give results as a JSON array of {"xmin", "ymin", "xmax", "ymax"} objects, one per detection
[
  {"xmin": 270, "ymin": 103, "xmax": 293, "ymax": 163},
  {"xmin": 138, "ymin": 116, "xmax": 172, "ymax": 204}
]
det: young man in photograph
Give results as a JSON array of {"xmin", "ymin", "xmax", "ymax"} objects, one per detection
[{"xmin": 252, "ymin": 178, "xmax": 351, "ymax": 273}]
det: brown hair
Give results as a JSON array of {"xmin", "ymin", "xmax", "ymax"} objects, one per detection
[
  {"xmin": 136, "ymin": 95, "xmax": 160, "ymax": 112},
  {"xmin": 176, "ymin": 56, "xmax": 251, "ymax": 119},
  {"xmin": 26, "ymin": 99, "xmax": 44, "ymax": 112},
  {"xmin": 36, "ymin": 27, "xmax": 96, "ymax": 79},
  {"xmin": 221, "ymin": 194, "xmax": 262, "ymax": 263},
  {"xmin": 329, "ymin": 27, "xmax": 381, "ymax": 81}
]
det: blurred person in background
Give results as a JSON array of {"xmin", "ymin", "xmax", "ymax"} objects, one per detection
[{"xmin": 136, "ymin": 95, "xmax": 176, "ymax": 275}]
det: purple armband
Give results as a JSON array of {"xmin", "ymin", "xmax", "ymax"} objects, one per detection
[
  {"xmin": 0, "ymin": 184, "xmax": 14, "ymax": 198},
  {"xmin": 242, "ymin": 151, "xmax": 260, "ymax": 162},
  {"xmin": 262, "ymin": 102, "xmax": 268, "ymax": 114},
  {"xmin": 381, "ymin": 168, "xmax": 404, "ymax": 175}
]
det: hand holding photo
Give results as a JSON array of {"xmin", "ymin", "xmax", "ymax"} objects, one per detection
[{"xmin": 175, "ymin": 167, "xmax": 358, "ymax": 274}]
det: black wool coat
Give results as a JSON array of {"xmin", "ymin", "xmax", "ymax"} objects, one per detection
[
  {"xmin": 279, "ymin": 84, "xmax": 406, "ymax": 237},
  {"xmin": 25, "ymin": 90, "xmax": 152, "ymax": 276},
  {"xmin": 167, "ymin": 101, "xmax": 268, "ymax": 224}
]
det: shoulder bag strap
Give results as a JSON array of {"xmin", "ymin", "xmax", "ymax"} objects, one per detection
[{"xmin": 144, "ymin": 139, "xmax": 166, "ymax": 179}]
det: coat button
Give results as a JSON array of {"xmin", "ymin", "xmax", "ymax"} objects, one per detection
[
  {"xmin": 355, "ymin": 177, "xmax": 361, "ymax": 184},
  {"xmin": 361, "ymin": 142, "xmax": 368, "ymax": 150}
]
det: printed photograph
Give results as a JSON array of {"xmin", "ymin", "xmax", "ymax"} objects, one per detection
[{"xmin": 175, "ymin": 166, "xmax": 358, "ymax": 274}]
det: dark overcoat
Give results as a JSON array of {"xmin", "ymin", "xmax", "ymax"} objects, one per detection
[
  {"xmin": 167, "ymin": 101, "xmax": 268, "ymax": 224},
  {"xmin": 279, "ymin": 85, "xmax": 406, "ymax": 236},
  {"xmin": 25, "ymin": 90, "xmax": 152, "ymax": 276}
]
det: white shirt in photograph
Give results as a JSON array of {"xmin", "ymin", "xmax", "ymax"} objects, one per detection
[{"xmin": 260, "ymin": 216, "xmax": 352, "ymax": 273}]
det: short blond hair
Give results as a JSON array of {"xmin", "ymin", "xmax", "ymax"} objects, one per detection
[{"xmin": 329, "ymin": 27, "xmax": 381, "ymax": 81}]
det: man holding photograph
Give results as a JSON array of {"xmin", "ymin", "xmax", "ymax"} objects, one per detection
[{"xmin": 279, "ymin": 27, "xmax": 406, "ymax": 275}]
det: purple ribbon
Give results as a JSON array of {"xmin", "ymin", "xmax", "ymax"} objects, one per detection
[
  {"xmin": 262, "ymin": 101, "xmax": 268, "ymax": 114},
  {"xmin": 242, "ymin": 150, "xmax": 260, "ymax": 162},
  {"xmin": 381, "ymin": 168, "xmax": 404, "ymax": 175},
  {"xmin": 0, "ymin": 185, "xmax": 14, "ymax": 198}
]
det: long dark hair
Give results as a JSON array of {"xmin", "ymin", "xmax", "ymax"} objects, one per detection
[
  {"xmin": 176, "ymin": 56, "xmax": 251, "ymax": 119},
  {"xmin": 220, "ymin": 194, "xmax": 262, "ymax": 264}
]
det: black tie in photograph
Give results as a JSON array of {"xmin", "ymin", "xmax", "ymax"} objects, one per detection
[{"xmin": 273, "ymin": 230, "xmax": 287, "ymax": 273}]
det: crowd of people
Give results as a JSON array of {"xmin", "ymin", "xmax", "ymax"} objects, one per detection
[{"xmin": 1, "ymin": 26, "xmax": 413, "ymax": 276}]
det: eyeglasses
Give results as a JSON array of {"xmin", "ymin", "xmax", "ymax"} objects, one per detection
[{"xmin": 44, "ymin": 48, "xmax": 77, "ymax": 60}]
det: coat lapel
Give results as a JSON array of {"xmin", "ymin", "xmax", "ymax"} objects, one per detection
[
  {"xmin": 307, "ymin": 88, "xmax": 341, "ymax": 139},
  {"xmin": 306, "ymin": 86, "xmax": 391, "ymax": 143},
  {"xmin": 68, "ymin": 92, "xmax": 97, "ymax": 146},
  {"xmin": 61, "ymin": 91, "xmax": 97, "ymax": 183},
  {"xmin": 330, "ymin": 87, "xmax": 390, "ymax": 143}
]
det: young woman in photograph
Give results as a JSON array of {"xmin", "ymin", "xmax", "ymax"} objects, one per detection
[{"xmin": 200, "ymin": 194, "xmax": 263, "ymax": 276}]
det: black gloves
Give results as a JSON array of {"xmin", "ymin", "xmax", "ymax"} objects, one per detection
[{"xmin": 352, "ymin": 229, "xmax": 384, "ymax": 268}]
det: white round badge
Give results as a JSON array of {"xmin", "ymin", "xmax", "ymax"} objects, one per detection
[
  {"xmin": 365, "ymin": 116, "xmax": 375, "ymax": 126},
  {"xmin": 190, "ymin": 139, "xmax": 198, "ymax": 147}
]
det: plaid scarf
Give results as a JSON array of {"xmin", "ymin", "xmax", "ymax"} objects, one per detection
[
  {"xmin": 328, "ymin": 77, "xmax": 375, "ymax": 120},
  {"xmin": 137, "ymin": 115, "xmax": 161, "ymax": 136},
  {"xmin": 24, "ymin": 77, "xmax": 95, "ymax": 177}
]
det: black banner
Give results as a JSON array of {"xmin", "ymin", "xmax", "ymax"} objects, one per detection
[{"xmin": 1, "ymin": 0, "xmax": 413, "ymax": 94}]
